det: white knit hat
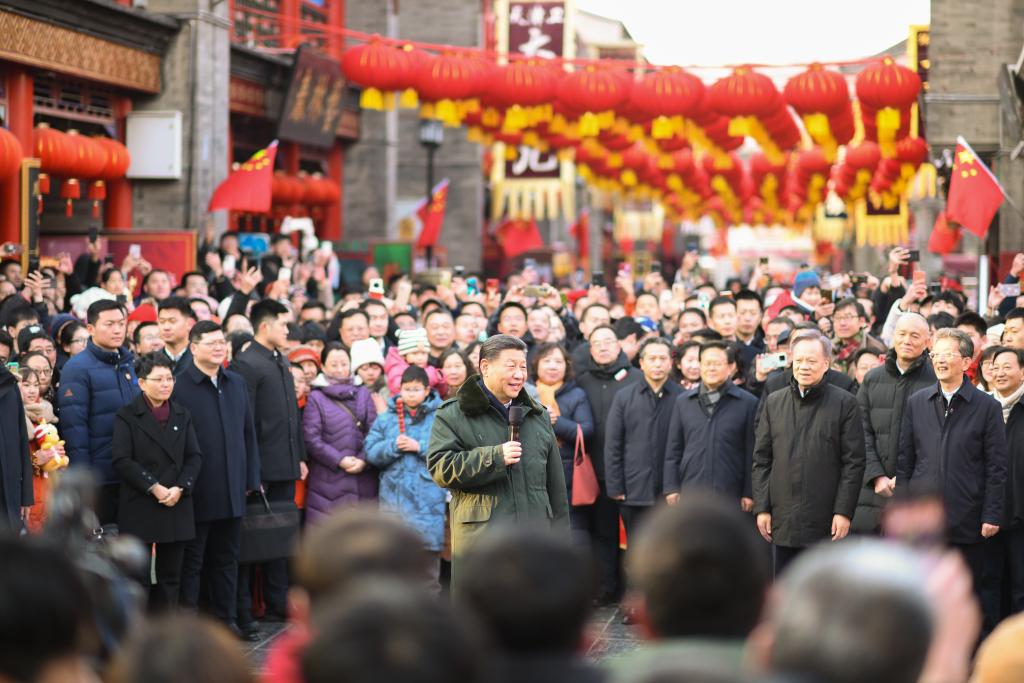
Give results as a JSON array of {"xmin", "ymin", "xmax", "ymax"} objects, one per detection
[
  {"xmin": 396, "ymin": 327, "xmax": 429, "ymax": 355},
  {"xmin": 350, "ymin": 337, "xmax": 385, "ymax": 372}
]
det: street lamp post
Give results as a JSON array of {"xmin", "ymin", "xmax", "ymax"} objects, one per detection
[{"xmin": 418, "ymin": 119, "xmax": 444, "ymax": 268}]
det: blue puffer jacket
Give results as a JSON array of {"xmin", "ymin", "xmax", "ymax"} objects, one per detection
[
  {"xmin": 365, "ymin": 392, "xmax": 446, "ymax": 551},
  {"xmin": 59, "ymin": 340, "xmax": 140, "ymax": 484}
]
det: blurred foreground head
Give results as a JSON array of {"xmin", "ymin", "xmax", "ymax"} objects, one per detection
[
  {"xmin": 108, "ymin": 615, "xmax": 252, "ymax": 683},
  {"xmin": 751, "ymin": 539, "xmax": 933, "ymax": 683},
  {"xmin": 293, "ymin": 505, "xmax": 431, "ymax": 606},
  {"xmin": 627, "ymin": 492, "xmax": 770, "ymax": 639},
  {"xmin": 973, "ymin": 613, "xmax": 1024, "ymax": 683},
  {"xmin": 459, "ymin": 525, "xmax": 596, "ymax": 654},
  {"xmin": 302, "ymin": 581, "xmax": 484, "ymax": 683}
]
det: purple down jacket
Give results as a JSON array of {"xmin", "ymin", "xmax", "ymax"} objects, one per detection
[{"xmin": 302, "ymin": 378, "xmax": 379, "ymax": 523}]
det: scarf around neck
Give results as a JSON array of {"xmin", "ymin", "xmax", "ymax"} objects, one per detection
[
  {"xmin": 535, "ymin": 380, "xmax": 563, "ymax": 416},
  {"xmin": 994, "ymin": 382, "xmax": 1024, "ymax": 423}
]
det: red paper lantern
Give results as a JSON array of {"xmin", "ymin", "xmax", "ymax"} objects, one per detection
[
  {"xmin": 845, "ymin": 141, "xmax": 882, "ymax": 170},
  {"xmin": 66, "ymin": 131, "xmax": 107, "ymax": 179},
  {"xmin": 896, "ymin": 136, "xmax": 929, "ymax": 167},
  {"xmin": 342, "ymin": 37, "xmax": 410, "ymax": 110},
  {"xmin": 93, "ymin": 137, "xmax": 131, "ymax": 179},
  {"xmin": 416, "ymin": 52, "xmax": 485, "ymax": 125},
  {"xmin": 784, "ymin": 63, "xmax": 850, "ymax": 116},
  {"xmin": 488, "ymin": 59, "xmax": 558, "ymax": 108},
  {"xmin": 0, "ymin": 127, "xmax": 23, "ymax": 180},
  {"xmin": 558, "ymin": 67, "xmax": 631, "ymax": 135},
  {"xmin": 707, "ymin": 67, "xmax": 781, "ymax": 119},
  {"xmin": 855, "ymin": 57, "xmax": 921, "ymax": 110},
  {"xmin": 33, "ymin": 124, "xmax": 74, "ymax": 177},
  {"xmin": 630, "ymin": 67, "xmax": 704, "ymax": 119}
]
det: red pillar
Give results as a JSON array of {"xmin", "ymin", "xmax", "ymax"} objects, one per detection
[
  {"xmin": 283, "ymin": 142, "xmax": 300, "ymax": 174},
  {"xmin": 1, "ymin": 67, "xmax": 32, "ymax": 246},
  {"xmin": 105, "ymin": 96, "xmax": 133, "ymax": 230},
  {"xmin": 327, "ymin": 0, "xmax": 345, "ymax": 60},
  {"xmin": 280, "ymin": 0, "xmax": 300, "ymax": 48},
  {"xmin": 323, "ymin": 140, "xmax": 343, "ymax": 240}
]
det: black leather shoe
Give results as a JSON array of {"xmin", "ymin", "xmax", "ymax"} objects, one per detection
[{"xmin": 237, "ymin": 621, "xmax": 261, "ymax": 642}]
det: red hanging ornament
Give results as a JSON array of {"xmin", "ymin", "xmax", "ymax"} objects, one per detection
[{"xmin": 60, "ymin": 178, "xmax": 80, "ymax": 217}]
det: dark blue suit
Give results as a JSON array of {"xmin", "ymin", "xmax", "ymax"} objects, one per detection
[{"xmin": 172, "ymin": 361, "xmax": 260, "ymax": 626}]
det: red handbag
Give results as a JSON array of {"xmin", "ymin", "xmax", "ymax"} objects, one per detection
[{"xmin": 571, "ymin": 424, "xmax": 600, "ymax": 506}]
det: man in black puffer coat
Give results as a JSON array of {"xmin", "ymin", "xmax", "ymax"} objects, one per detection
[
  {"xmin": 852, "ymin": 313, "xmax": 935, "ymax": 533},
  {"xmin": 574, "ymin": 325, "xmax": 641, "ymax": 604}
]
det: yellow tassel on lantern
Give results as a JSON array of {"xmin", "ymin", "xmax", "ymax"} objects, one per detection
[
  {"xmin": 621, "ymin": 169, "xmax": 638, "ymax": 187},
  {"xmin": 399, "ymin": 88, "xmax": 419, "ymax": 109},
  {"xmin": 667, "ymin": 174, "xmax": 683, "ymax": 191},
  {"xmin": 608, "ymin": 153, "xmax": 623, "ymax": 168},
  {"xmin": 504, "ymin": 145, "xmax": 518, "ymax": 161},
  {"xmin": 467, "ymin": 127, "xmax": 483, "ymax": 143},
  {"xmin": 420, "ymin": 102, "xmax": 436, "ymax": 119},
  {"xmin": 435, "ymin": 100, "xmax": 459, "ymax": 127},
  {"xmin": 359, "ymin": 87, "xmax": 385, "ymax": 111},
  {"xmin": 579, "ymin": 112, "xmax": 601, "ymax": 137},
  {"xmin": 597, "ymin": 111, "xmax": 615, "ymax": 129},
  {"xmin": 628, "ymin": 124, "xmax": 644, "ymax": 142},
  {"xmin": 728, "ymin": 116, "xmax": 756, "ymax": 137},
  {"xmin": 658, "ymin": 154, "xmax": 673, "ymax": 170},
  {"xmin": 876, "ymin": 107, "xmax": 900, "ymax": 157},
  {"xmin": 522, "ymin": 131, "xmax": 540, "ymax": 147},
  {"xmin": 382, "ymin": 92, "xmax": 396, "ymax": 111},
  {"xmin": 651, "ymin": 116, "xmax": 673, "ymax": 140},
  {"xmin": 503, "ymin": 106, "xmax": 528, "ymax": 132}
]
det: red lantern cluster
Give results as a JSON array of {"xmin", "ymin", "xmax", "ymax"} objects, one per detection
[
  {"xmin": 784, "ymin": 149, "xmax": 832, "ymax": 222},
  {"xmin": 707, "ymin": 67, "xmax": 797, "ymax": 164},
  {"xmin": 32, "ymin": 125, "xmax": 131, "ymax": 216}
]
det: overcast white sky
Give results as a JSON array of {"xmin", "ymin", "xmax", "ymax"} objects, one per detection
[{"xmin": 574, "ymin": 0, "xmax": 930, "ymax": 68}]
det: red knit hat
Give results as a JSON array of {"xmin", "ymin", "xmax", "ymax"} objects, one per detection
[
  {"xmin": 127, "ymin": 303, "xmax": 157, "ymax": 323},
  {"xmin": 288, "ymin": 345, "xmax": 322, "ymax": 370}
]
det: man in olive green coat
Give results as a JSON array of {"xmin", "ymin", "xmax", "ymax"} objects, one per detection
[{"xmin": 427, "ymin": 335, "xmax": 569, "ymax": 588}]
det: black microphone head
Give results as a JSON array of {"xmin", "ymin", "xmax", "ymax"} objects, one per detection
[{"xmin": 508, "ymin": 405, "xmax": 526, "ymax": 426}]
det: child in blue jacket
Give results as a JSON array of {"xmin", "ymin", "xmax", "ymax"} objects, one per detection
[{"xmin": 365, "ymin": 366, "xmax": 446, "ymax": 586}]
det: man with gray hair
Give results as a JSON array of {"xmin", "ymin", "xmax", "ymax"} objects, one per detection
[
  {"xmin": 852, "ymin": 311, "xmax": 935, "ymax": 534},
  {"xmin": 898, "ymin": 327, "xmax": 1007, "ymax": 633},
  {"xmin": 749, "ymin": 540, "xmax": 936, "ymax": 683},
  {"xmin": 753, "ymin": 332, "xmax": 866, "ymax": 575}
]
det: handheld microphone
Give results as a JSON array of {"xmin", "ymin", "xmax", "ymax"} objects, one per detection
[{"xmin": 508, "ymin": 405, "xmax": 525, "ymax": 444}]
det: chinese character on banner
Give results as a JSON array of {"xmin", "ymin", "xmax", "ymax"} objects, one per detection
[{"xmin": 504, "ymin": 1, "xmax": 566, "ymax": 179}]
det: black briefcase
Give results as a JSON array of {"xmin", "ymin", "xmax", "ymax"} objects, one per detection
[{"xmin": 239, "ymin": 488, "xmax": 300, "ymax": 564}]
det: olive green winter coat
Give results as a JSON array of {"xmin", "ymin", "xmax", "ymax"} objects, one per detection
[{"xmin": 427, "ymin": 377, "xmax": 569, "ymax": 585}]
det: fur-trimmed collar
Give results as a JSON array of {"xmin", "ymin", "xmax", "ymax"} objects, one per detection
[{"xmin": 456, "ymin": 374, "xmax": 544, "ymax": 417}]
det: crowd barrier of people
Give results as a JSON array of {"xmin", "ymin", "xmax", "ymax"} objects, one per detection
[{"xmin": 2, "ymin": 233, "xmax": 1024, "ymax": 683}]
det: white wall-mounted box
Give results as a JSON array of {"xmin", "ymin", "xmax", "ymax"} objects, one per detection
[{"xmin": 125, "ymin": 111, "xmax": 183, "ymax": 179}]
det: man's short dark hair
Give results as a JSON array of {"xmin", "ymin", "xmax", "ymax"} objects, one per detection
[
  {"xmin": 496, "ymin": 301, "xmax": 528, "ymax": 322},
  {"xmin": 677, "ymin": 307, "xmax": 707, "ymax": 326},
  {"xmin": 0, "ymin": 537, "xmax": 93, "ymax": 683},
  {"xmin": 635, "ymin": 291, "xmax": 659, "ymax": 307},
  {"xmin": 708, "ymin": 296, "xmax": 737, "ymax": 316},
  {"xmin": 690, "ymin": 327, "xmax": 723, "ymax": 342},
  {"xmin": 614, "ymin": 316, "xmax": 646, "ymax": 341},
  {"xmin": 400, "ymin": 365, "xmax": 429, "ymax": 388},
  {"xmin": 992, "ymin": 345, "xmax": 1024, "ymax": 368},
  {"xmin": 580, "ymin": 302, "xmax": 610, "ymax": 324},
  {"xmin": 340, "ymin": 308, "xmax": 370, "ymax": 325},
  {"xmin": 479, "ymin": 334, "xmax": 528, "ymax": 363},
  {"xmin": 158, "ymin": 296, "xmax": 197, "ymax": 321},
  {"xmin": 3, "ymin": 302, "xmax": 39, "ymax": 330},
  {"xmin": 638, "ymin": 336, "xmax": 672, "ymax": 360},
  {"xmin": 588, "ymin": 323, "xmax": 617, "ymax": 341},
  {"xmin": 135, "ymin": 351, "xmax": 174, "ymax": 379},
  {"xmin": 142, "ymin": 268, "xmax": 169, "ymax": 291},
  {"xmin": 87, "ymin": 299, "xmax": 126, "ymax": 326},
  {"xmin": 734, "ymin": 289, "xmax": 763, "ymax": 308},
  {"xmin": 287, "ymin": 323, "xmax": 304, "ymax": 343},
  {"xmin": 699, "ymin": 340, "xmax": 737, "ymax": 364},
  {"xmin": 133, "ymin": 321, "xmax": 157, "ymax": 347},
  {"xmin": 932, "ymin": 290, "xmax": 965, "ymax": 313},
  {"xmin": 424, "ymin": 307, "xmax": 454, "ymax": 325},
  {"xmin": 954, "ymin": 311, "xmax": 988, "ymax": 338},
  {"xmin": 0, "ymin": 329, "xmax": 13, "ymax": 355},
  {"xmin": 461, "ymin": 528, "xmax": 594, "ymax": 654},
  {"xmin": 1006, "ymin": 307, "xmax": 1024, "ymax": 325},
  {"xmin": 766, "ymin": 316, "xmax": 796, "ymax": 332},
  {"xmin": 250, "ymin": 299, "xmax": 289, "ymax": 334},
  {"xmin": 834, "ymin": 297, "xmax": 866, "ymax": 318},
  {"xmin": 188, "ymin": 320, "xmax": 222, "ymax": 343},
  {"xmin": 303, "ymin": 582, "xmax": 484, "ymax": 683},
  {"xmin": 180, "ymin": 271, "xmax": 207, "ymax": 287},
  {"xmin": 926, "ymin": 312, "xmax": 955, "ymax": 331},
  {"xmin": 302, "ymin": 321, "xmax": 328, "ymax": 344},
  {"xmin": 303, "ymin": 301, "xmax": 328, "ymax": 314},
  {"xmin": 628, "ymin": 492, "xmax": 769, "ymax": 639}
]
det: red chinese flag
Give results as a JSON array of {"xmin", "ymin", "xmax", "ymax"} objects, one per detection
[
  {"xmin": 946, "ymin": 137, "xmax": 1004, "ymax": 238},
  {"xmin": 416, "ymin": 180, "xmax": 449, "ymax": 249},
  {"xmin": 569, "ymin": 211, "xmax": 589, "ymax": 258},
  {"xmin": 928, "ymin": 211, "xmax": 962, "ymax": 255},
  {"xmin": 208, "ymin": 140, "xmax": 278, "ymax": 213},
  {"xmin": 496, "ymin": 218, "xmax": 544, "ymax": 258}
]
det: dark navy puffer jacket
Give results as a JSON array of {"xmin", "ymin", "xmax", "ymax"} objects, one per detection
[
  {"xmin": 302, "ymin": 378, "xmax": 378, "ymax": 522},
  {"xmin": 59, "ymin": 340, "xmax": 139, "ymax": 485}
]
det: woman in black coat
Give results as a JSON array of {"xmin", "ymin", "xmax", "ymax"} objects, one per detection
[
  {"xmin": 111, "ymin": 353, "xmax": 202, "ymax": 610},
  {"xmin": 531, "ymin": 343, "xmax": 595, "ymax": 536}
]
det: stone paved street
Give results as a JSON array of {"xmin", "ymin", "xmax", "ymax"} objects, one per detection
[{"xmin": 244, "ymin": 604, "xmax": 641, "ymax": 672}]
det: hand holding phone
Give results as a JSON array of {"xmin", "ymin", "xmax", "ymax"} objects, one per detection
[
  {"xmin": 277, "ymin": 267, "xmax": 292, "ymax": 283},
  {"xmin": 129, "ymin": 244, "xmax": 142, "ymax": 259}
]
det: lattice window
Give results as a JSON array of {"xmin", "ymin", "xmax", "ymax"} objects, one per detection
[
  {"xmin": 33, "ymin": 75, "xmax": 115, "ymax": 124},
  {"xmin": 234, "ymin": 0, "xmax": 283, "ymax": 47}
]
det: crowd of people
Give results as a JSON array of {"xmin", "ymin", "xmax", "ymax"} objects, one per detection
[{"xmin": 2, "ymin": 232, "xmax": 1024, "ymax": 683}]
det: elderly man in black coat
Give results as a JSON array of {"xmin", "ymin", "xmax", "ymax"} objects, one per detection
[
  {"xmin": 0, "ymin": 368, "xmax": 32, "ymax": 530},
  {"xmin": 752, "ymin": 332, "xmax": 866, "ymax": 576},
  {"xmin": 173, "ymin": 321, "xmax": 260, "ymax": 639},
  {"xmin": 852, "ymin": 312, "xmax": 935, "ymax": 533},
  {"xmin": 230, "ymin": 299, "xmax": 305, "ymax": 629},
  {"xmin": 898, "ymin": 328, "xmax": 1008, "ymax": 633}
]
